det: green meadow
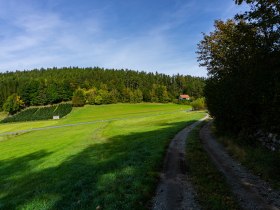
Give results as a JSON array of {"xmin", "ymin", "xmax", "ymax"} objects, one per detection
[
  {"xmin": 0, "ymin": 103, "xmax": 190, "ymax": 134},
  {"xmin": 0, "ymin": 103, "xmax": 206, "ymax": 210}
]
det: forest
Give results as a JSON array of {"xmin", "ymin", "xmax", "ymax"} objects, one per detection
[
  {"xmin": 198, "ymin": 0, "xmax": 280, "ymax": 141},
  {"xmin": 0, "ymin": 67, "xmax": 205, "ymax": 111}
]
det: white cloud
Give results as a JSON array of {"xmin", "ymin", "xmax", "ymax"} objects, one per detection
[{"xmin": 0, "ymin": 0, "xmax": 208, "ymax": 76}]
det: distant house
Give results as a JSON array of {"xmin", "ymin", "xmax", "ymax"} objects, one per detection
[{"xmin": 179, "ymin": 94, "xmax": 190, "ymax": 100}]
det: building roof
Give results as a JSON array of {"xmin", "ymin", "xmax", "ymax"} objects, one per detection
[{"xmin": 179, "ymin": 94, "xmax": 190, "ymax": 99}]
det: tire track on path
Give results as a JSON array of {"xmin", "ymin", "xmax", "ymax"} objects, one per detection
[
  {"xmin": 152, "ymin": 115, "xmax": 208, "ymax": 210},
  {"xmin": 200, "ymin": 121, "xmax": 280, "ymax": 210}
]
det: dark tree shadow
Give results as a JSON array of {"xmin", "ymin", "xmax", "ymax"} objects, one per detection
[{"xmin": 0, "ymin": 120, "xmax": 197, "ymax": 210}]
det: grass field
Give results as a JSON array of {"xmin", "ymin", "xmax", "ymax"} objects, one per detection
[
  {"xmin": 0, "ymin": 103, "xmax": 205, "ymax": 210},
  {"xmin": 0, "ymin": 103, "xmax": 190, "ymax": 135}
]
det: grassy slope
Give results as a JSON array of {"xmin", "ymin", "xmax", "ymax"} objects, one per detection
[
  {"xmin": 186, "ymin": 123, "xmax": 240, "ymax": 210},
  {"xmin": 0, "ymin": 103, "xmax": 190, "ymax": 134},
  {"xmin": 0, "ymin": 104, "xmax": 204, "ymax": 210}
]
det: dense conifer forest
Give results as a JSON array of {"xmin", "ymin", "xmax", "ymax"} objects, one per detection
[{"xmin": 0, "ymin": 67, "xmax": 205, "ymax": 111}]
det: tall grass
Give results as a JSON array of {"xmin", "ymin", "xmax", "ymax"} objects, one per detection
[{"xmin": 217, "ymin": 133, "xmax": 280, "ymax": 189}]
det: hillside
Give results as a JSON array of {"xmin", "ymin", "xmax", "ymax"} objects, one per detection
[{"xmin": 0, "ymin": 67, "xmax": 205, "ymax": 110}]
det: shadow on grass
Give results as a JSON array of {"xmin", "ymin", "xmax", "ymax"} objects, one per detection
[{"xmin": 0, "ymin": 120, "xmax": 197, "ymax": 210}]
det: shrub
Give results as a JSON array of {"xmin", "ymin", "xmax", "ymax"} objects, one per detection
[
  {"xmin": 85, "ymin": 88, "xmax": 98, "ymax": 105},
  {"xmin": 72, "ymin": 89, "xmax": 86, "ymax": 107},
  {"xmin": 191, "ymin": 98, "xmax": 206, "ymax": 110},
  {"xmin": 94, "ymin": 95, "xmax": 103, "ymax": 105},
  {"xmin": 3, "ymin": 94, "xmax": 24, "ymax": 115}
]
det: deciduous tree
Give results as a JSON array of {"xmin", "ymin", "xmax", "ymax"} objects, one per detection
[{"xmin": 3, "ymin": 94, "xmax": 24, "ymax": 115}]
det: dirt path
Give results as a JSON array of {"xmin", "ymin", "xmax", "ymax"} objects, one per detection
[
  {"xmin": 152, "ymin": 116, "xmax": 208, "ymax": 210},
  {"xmin": 200, "ymin": 122, "xmax": 280, "ymax": 210}
]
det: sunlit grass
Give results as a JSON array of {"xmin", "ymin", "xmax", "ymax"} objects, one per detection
[
  {"xmin": 0, "ymin": 103, "xmax": 190, "ymax": 134},
  {"xmin": 0, "ymin": 104, "xmax": 204, "ymax": 210}
]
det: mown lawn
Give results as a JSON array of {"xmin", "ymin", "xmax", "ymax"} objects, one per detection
[
  {"xmin": 0, "ymin": 104, "xmax": 205, "ymax": 210},
  {"xmin": 0, "ymin": 103, "xmax": 190, "ymax": 134}
]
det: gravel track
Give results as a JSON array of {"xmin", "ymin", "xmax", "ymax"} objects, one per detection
[
  {"xmin": 152, "ymin": 116, "xmax": 208, "ymax": 210},
  {"xmin": 200, "ymin": 121, "xmax": 280, "ymax": 210}
]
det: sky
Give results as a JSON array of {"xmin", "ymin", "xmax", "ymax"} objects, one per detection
[{"xmin": 0, "ymin": 0, "xmax": 248, "ymax": 77}]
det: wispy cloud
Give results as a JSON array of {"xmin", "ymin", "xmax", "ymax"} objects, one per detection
[
  {"xmin": 0, "ymin": 1, "xmax": 103, "ymax": 70},
  {"xmin": 0, "ymin": 0, "xmax": 248, "ymax": 76}
]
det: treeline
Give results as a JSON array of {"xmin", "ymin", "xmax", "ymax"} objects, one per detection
[
  {"xmin": 0, "ymin": 67, "xmax": 205, "ymax": 110},
  {"xmin": 198, "ymin": 0, "xmax": 280, "ymax": 139}
]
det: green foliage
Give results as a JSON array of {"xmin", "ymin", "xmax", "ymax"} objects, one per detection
[
  {"xmin": 191, "ymin": 98, "xmax": 206, "ymax": 110},
  {"xmin": 72, "ymin": 89, "xmax": 86, "ymax": 107},
  {"xmin": 150, "ymin": 84, "xmax": 170, "ymax": 103},
  {"xmin": 83, "ymin": 87, "xmax": 143, "ymax": 105},
  {"xmin": 109, "ymin": 89, "xmax": 119, "ymax": 104},
  {"xmin": 2, "ymin": 94, "xmax": 24, "ymax": 115},
  {"xmin": 177, "ymin": 100, "xmax": 191, "ymax": 105},
  {"xmin": 98, "ymin": 89, "xmax": 110, "ymax": 104},
  {"xmin": 133, "ymin": 89, "xmax": 143, "ymax": 103},
  {"xmin": 197, "ymin": 0, "xmax": 280, "ymax": 137},
  {"xmin": 1, "ymin": 103, "xmax": 72, "ymax": 123},
  {"xmin": 186, "ymin": 123, "xmax": 240, "ymax": 210},
  {"xmin": 94, "ymin": 95, "xmax": 103, "ymax": 105},
  {"xmin": 128, "ymin": 89, "xmax": 143, "ymax": 103},
  {"xmin": 0, "ymin": 112, "xmax": 8, "ymax": 121},
  {"xmin": 0, "ymin": 67, "xmax": 205, "ymax": 109},
  {"xmin": 53, "ymin": 103, "xmax": 72, "ymax": 117},
  {"xmin": 85, "ymin": 88, "xmax": 98, "ymax": 105}
]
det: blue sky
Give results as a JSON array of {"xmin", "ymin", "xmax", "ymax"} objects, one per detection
[{"xmin": 0, "ymin": 0, "xmax": 248, "ymax": 76}]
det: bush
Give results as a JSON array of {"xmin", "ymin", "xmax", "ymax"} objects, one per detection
[
  {"xmin": 178, "ymin": 99, "xmax": 191, "ymax": 105},
  {"xmin": 94, "ymin": 95, "xmax": 103, "ymax": 105},
  {"xmin": 191, "ymin": 98, "xmax": 206, "ymax": 110},
  {"xmin": 2, "ymin": 94, "xmax": 24, "ymax": 115},
  {"xmin": 72, "ymin": 89, "xmax": 86, "ymax": 107},
  {"xmin": 85, "ymin": 88, "xmax": 97, "ymax": 105}
]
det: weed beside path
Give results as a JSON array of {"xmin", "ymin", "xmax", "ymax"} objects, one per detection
[
  {"xmin": 152, "ymin": 116, "xmax": 208, "ymax": 210},
  {"xmin": 217, "ymin": 131, "xmax": 280, "ymax": 190},
  {"xmin": 186, "ymin": 121, "xmax": 239, "ymax": 210},
  {"xmin": 200, "ymin": 122, "xmax": 280, "ymax": 210}
]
